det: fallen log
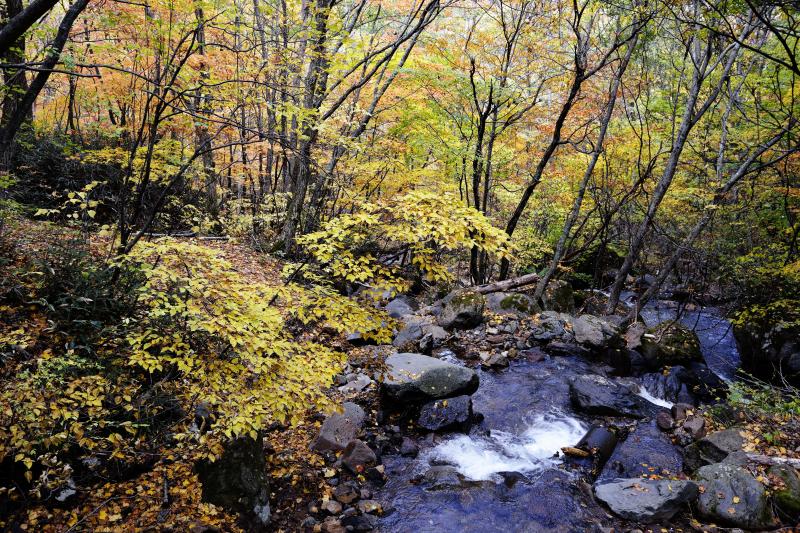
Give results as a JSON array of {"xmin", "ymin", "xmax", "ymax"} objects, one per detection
[
  {"xmin": 474, "ymin": 272, "xmax": 540, "ymax": 294},
  {"xmin": 746, "ymin": 453, "xmax": 800, "ymax": 469}
]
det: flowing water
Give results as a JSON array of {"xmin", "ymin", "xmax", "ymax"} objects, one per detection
[{"xmin": 375, "ymin": 304, "xmax": 740, "ymax": 532}]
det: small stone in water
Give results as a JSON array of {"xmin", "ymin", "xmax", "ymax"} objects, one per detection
[{"xmin": 656, "ymin": 411, "xmax": 675, "ymax": 431}]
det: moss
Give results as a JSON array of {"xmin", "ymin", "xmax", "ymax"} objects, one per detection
[
  {"xmin": 500, "ymin": 294, "xmax": 533, "ymax": 313},
  {"xmin": 770, "ymin": 465, "xmax": 800, "ymax": 520}
]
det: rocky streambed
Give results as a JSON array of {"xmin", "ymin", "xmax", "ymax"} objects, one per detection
[{"xmin": 303, "ymin": 287, "xmax": 800, "ymax": 532}]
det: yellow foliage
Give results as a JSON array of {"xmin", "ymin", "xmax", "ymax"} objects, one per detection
[{"xmin": 299, "ymin": 190, "xmax": 514, "ymax": 295}]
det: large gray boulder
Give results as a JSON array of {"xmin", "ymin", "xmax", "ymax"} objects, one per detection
[
  {"xmin": 684, "ymin": 428, "xmax": 745, "ymax": 472},
  {"xmin": 569, "ymin": 374, "xmax": 652, "ymax": 418},
  {"xmin": 528, "ymin": 311, "xmax": 571, "ymax": 343},
  {"xmin": 599, "ymin": 421, "xmax": 683, "ymax": 481},
  {"xmin": 695, "ymin": 463, "xmax": 777, "ymax": 529},
  {"xmin": 381, "ymin": 353, "xmax": 479, "ymax": 405},
  {"xmin": 486, "ymin": 292, "xmax": 538, "ymax": 315},
  {"xmin": 385, "ymin": 295, "xmax": 417, "ymax": 318},
  {"xmin": 595, "ymin": 478, "xmax": 698, "ymax": 523},
  {"xmin": 769, "ymin": 464, "xmax": 800, "ymax": 522},
  {"xmin": 571, "ymin": 314, "xmax": 622, "ymax": 351},
  {"xmin": 437, "ymin": 289, "xmax": 486, "ymax": 330},
  {"xmin": 310, "ymin": 402, "xmax": 365, "ymax": 452},
  {"xmin": 417, "ymin": 395, "xmax": 473, "ymax": 432},
  {"xmin": 196, "ymin": 436, "xmax": 271, "ymax": 526}
]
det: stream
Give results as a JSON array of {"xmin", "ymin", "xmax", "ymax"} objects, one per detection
[{"xmin": 375, "ymin": 304, "xmax": 740, "ymax": 532}]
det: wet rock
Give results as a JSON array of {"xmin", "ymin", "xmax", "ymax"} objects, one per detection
[
  {"xmin": 695, "ymin": 463, "xmax": 777, "ymax": 529},
  {"xmin": 400, "ymin": 437, "xmax": 419, "ymax": 457},
  {"xmin": 684, "ymin": 428, "xmax": 745, "ymax": 472},
  {"xmin": 422, "ymin": 465, "xmax": 464, "ymax": 490},
  {"xmin": 569, "ymin": 374, "xmax": 651, "ymax": 418},
  {"xmin": 594, "ymin": 478, "xmax": 698, "ymax": 523},
  {"xmin": 624, "ymin": 323, "xmax": 646, "ymax": 351},
  {"xmin": 437, "ymin": 289, "xmax": 486, "ymax": 330},
  {"xmin": 640, "ymin": 367, "xmax": 688, "ymax": 404},
  {"xmin": 486, "ymin": 292, "xmax": 538, "ymax": 315},
  {"xmin": 572, "ymin": 314, "xmax": 623, "ymax": 351},
  {"xmin": 381, "ymin": 352, "xmax": 479, "ymax": 405},
  {"xmin": 769, "ymin": 464, "xmax": 800, "ymax": 521},
  {"xmin": 341, "ymin": 439, "xmax": 377, "ymax": 474},
  {"xmin": 545, "ymin": 341, "xmax": 590, "ymax": 357},
  {"xmin": 599, "ymin": 421, "xmax": 683, "ymax": 481},
  {"xmin": 311, "ymin": 402, "xmax": 366, "ymax": 452},
  {"xmin": 656, "ymin": 411, "xmax": 674, "ymax": 431},
  {"xmin": 683, "ymin": 362, "xmax": 728, "ymax": 402},
  {"xmin": 671, "ymin": 402, "xmax": 695, "ymax": 421},
  {"xmin": 417, "ymin": 395, "xmax": 473, "ymax": 432},
  {"xmin": 528, "ymin": 311, "xmax": 570, "ymax": 343},
  {"xmin": 341, "ymin": 513, "xmax": 378, "ymax": 531},
  {"xmin": 385, "ymin": 296, "xmax": 417, "ymax": 318},
  {"xmin": 481, "ymin": 352, "xmax": 509, "ymax": 369},
  {"xmin": 541, "ymin": 280, "xmax": 575, "ymax": 314},
  {"xmin": 196, "ymin": 435, "xmax": 271, "ymax": 526},
  {"xmin": 682, "ymin": 416, "xmax": 706, "ymax": 440},
  {"xmin": 498, "ymin": 471, "xmax": 529, "ymax": 487},
  {"xmin": 640, "ymin": 323, "xmax": 703, "ymax": 369},
  {"xmin": 333, "ymin": 482, "xmax": 359, "ymax": 504}
]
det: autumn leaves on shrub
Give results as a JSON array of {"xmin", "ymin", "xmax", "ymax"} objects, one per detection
[{"xmin": 0, "ymin": 192, "xmax": 513, "ymax": 504}]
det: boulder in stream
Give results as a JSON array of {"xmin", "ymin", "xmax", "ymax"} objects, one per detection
[
  {"xmin": 598, "ymin": 420, "xmax": 683, "ymax": 481},
  {"xmin": 695, "ymin": 462, "xmax": 777, "ymax": 529},
  {"xmin": 571, "ymin": 314, "xmax": 623, "ymax": 351},
  {"xmin": 594, "ymin": 478, "xmax": 698, "ymax": 523},
  {"xmin": 381, "ymin": 353, "xmax": 479, "ymax": 406},
  {"xmin": 569, "ymin": 374, "xmax": 651, "ymax": 418},
  {"xmin": 417, "ymin": 395, "xmax": 473, "ymax": 432}
]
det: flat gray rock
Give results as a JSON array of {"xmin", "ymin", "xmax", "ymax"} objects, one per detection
[
  {"xmin": 595, "ymin": 478, "xmax": 698, "ymax": 523},
  {"xmin": 310, "ymin": 402, "xmax": 365, "ymax": 452}
]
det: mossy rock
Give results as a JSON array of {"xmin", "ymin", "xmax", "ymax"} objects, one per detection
[
  {"xmin": 769, "ymin": 464, "xmax": 800, "ymax": 522},
  {"xmin": 486, "ymin": 292, "xmax": 538, "ymax": 315},
  {"xmin": 640, "ymin": 323, "xmax": 702, "ymax": 369},
  {"xmin": 541, "ymin": 280, "xmax": 575, "ymax": 313},
  {"xmin": 437, "ymin": 289, "xmax": 486, "ymax": 330}
]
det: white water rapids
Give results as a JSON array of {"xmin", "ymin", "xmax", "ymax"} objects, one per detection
[{"xmin": 423, "ymin": 411, "xmax": 587, "ymax": 481}]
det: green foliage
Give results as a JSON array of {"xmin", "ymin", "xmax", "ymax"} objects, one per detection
[
  {"xmin": 728, "ymin": 245, "xmax": 800, "ymax": 330},
  {"xmin": 726, "ymin": 377, "xmax": 800, "ymax": 418}
]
